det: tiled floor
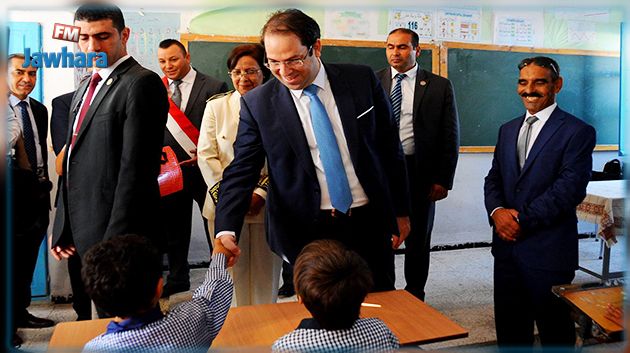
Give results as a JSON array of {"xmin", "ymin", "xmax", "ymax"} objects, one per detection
[{"xmin": 18, "ymin": 236, "xmax": 626, "ymax": 351}]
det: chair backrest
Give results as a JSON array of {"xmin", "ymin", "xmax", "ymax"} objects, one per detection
[{"xmin": 602, "ymin": 159, "xmax": 622, "ymax": 176}]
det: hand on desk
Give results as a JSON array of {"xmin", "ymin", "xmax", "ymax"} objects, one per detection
[
  {"xmin": 492, "ymin": 208, "xmax": 520, "ymax": 242},
  {"xmin": 215, "ymin": 236, "xmax": 240, "ymax": 267},
  {"xmin": 605, "ymin": 303, "xmax": 623, "ymax": 326}
]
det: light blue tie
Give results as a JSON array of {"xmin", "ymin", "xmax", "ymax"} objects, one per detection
[
  {"xmin": 303, "ymin": 84, "xmax": 353, "ymax": 213},
  {"xmin": 390, "ymin": 73, "xmax": 406, "ymax": 127}
]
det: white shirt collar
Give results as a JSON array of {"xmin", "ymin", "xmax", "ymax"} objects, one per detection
[
  {"xmin": 9, "ymin": 94, "xmax": 30, "ymax": 107},
  {"xmin": 526, "ymin": 102, "xmax": 557, "ymax": 124},
  {"xmin": 167, "ymin": 66, "xmax": 195, "ymax": 85},
  {"xmin": 390, "ymin": 63, "xmax": 418, "ymax": 80},
  {"xmin": 290, "ymin": 58, "xmax": 327, "ymax": 98},
  {"xmin": 94, "ymin": 54, "xmax": 131, "ymax": 83}
]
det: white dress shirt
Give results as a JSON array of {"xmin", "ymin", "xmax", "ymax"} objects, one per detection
[
  {"xmin": 389, "ymin": 64, "xmax": 418, "ymax": 156},
  {"xmin": 166, "ymin": 66, "xmax": 197, "ymax": 112},
  {"xmin": 520, "ymin": 102, "xmax": 555, "ymax": 159},
  {"xmin": 9, "ymin": 94, "xmax": 43, "ymax": 168},
  {"xmin": 288, "ymin": 60, "xmax": 369, "ymax": 210}
]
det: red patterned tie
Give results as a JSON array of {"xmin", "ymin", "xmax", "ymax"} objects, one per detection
[{"xmin": 71, "ymin": 72, "xmax": 102, "ymax": 147}]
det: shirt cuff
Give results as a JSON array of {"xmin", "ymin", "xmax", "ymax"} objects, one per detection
[
  {"xmin": 490, "ymin": 207, "xmax": 504, "ymax": 217},
  {"xmin": 215, "ymin": 231, "xmax": 236, "ymax": 239},
  {"xmin": 253, "ymin": 187, "xmax": 267, "ymax": 200}
]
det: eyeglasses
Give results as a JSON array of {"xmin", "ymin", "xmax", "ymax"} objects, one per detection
[
  {"xmin": 264, "ymin": 46, "xmax": 313, "ymax": 69},
  {"xmin": 228, "ymin": 69, "xmax": 261, "ymax": 78}
]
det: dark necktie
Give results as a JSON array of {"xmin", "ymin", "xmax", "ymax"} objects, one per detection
[
  {"xmin": 390, "ymin": 73, "xmax": 406, "ymax": 127},
  {"xmin": 303, "ymin": 84, "xmax": 353, "ymax": 213},
  {"xmin": 71, "ymin": 72, "xmax": 102, "ymax": 147},
  {"xmin": 171, "ymin": 79, "xmax": 182, "ymax": 108},
  {"xmin": 17, "ymin": 100, "xmax": 37, "ymax": 170},
  {"xmin": 517, "ymin": 115, "xmax": 539, "ymax": 169}
]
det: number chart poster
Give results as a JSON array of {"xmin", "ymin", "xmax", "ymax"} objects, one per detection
[
  {"xmin": 124, "ymin": 12, "xmax": 181, "ymax": 75},
  {"xmin": 436, "ymin": 7, "xmax": 481, "ymax": 42},
  {"xmin": 388, "ymin": 9, "xmax": 434, "ymax": 41}
]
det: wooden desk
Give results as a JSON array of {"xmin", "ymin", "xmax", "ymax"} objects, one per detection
[
  {"xmin": 576, "ymin": 180, "xmax": 626, "ymax": 280},
  {"xmin": 48, "ymin": 290, "xmax": 467, "ymax": 350},
  {"xmin": 554, "ymin": 284, "xmax": 623, "ymax": 337},
  {"xmin": 214, "ymin": 290, "xmax": 467, "ymax": 347}
]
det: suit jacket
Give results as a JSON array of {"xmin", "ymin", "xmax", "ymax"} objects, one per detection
[
  {"xmin": 52, "ymin": 57, "xmax": 169, "ymax": 255},
  {"xmin": 484, "ymin": 107, "xmax": 596, "ymax": 271},
  {"xmin": 215, "ymin": 63, "xmax": 410, "ymax": 263},
  {"xmin": 163, "ymin": 69, "xmax": 228, "ymax": 162},
  {"xmin": 376, "ymin": 67, "xmax": 459, "ymax": 190},
  {"xmin": 50, "ymin": 91, "xmax": 74, "ymax": 155},
  {"xmin": 12, "ymin": 97, "xmax": 51, "ymax": 235}
]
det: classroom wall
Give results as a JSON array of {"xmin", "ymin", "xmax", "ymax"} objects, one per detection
[{"xmin": 7, "ymin": 4, "xmax": 626, "ymax": 298}]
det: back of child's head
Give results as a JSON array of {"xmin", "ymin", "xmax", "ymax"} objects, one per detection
[
  {"xmin": 294, "ymin": 239, "xmax": 374, "ymax": 330},
  {"xmin": 81, "ymin": 234, "xmax": 162, "ymax": 318}
]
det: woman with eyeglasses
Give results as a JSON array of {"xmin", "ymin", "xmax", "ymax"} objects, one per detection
[{"xmin": 197, "ymin": 44, "xmax": 282, "ymax": 306}]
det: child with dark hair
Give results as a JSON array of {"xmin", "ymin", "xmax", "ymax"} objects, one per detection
[
  {"xmin": 273, "ymin": 239, "xmax": 399, "ymax": 352},
  {"xmin": 81, "ymin": 234, "xmax": 234, "ymax": 351}
]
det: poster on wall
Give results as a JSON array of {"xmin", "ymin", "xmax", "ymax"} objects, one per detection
[
  {"xmin": 493, "ymin": 11, "xmax": 544, "ymax": 47},
  {"xmin": 124, "ymin": 12, "xmax": 180, "ymax": 74},
  {"xmin": 387, "ymin": 9, "xmax": 434, "ymax": 41},
  {"xmin": 436, "ymin": 7, "xmax": 481, "ymax": 42},
  {"xmin": 567, "ymin": 20, "xmax": 597, "ymax": 45},
  {"xmin": 324, "ymin": 9, "xmax": 379, "ymax": 40}
]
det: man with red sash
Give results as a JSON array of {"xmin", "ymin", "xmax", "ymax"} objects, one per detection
[{"xmin": 157, "ymin": 39, "xmax": 228, "ymax": 297}]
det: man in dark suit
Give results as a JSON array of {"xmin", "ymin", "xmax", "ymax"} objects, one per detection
[
  {"xmin": 156, "ymin": 38, "xmax": 228, "ymax": 297},
  {"xmin": 51, "ymin": 4, "xmax": 168, "ymax": 318},
  {"xmin": 214, "ymin": 9, "xmax": 410, "ymax": 292},
  {"xmin": 484, "ymin": 56, "xmax": 595, "ymax": 348},
  {"xmin": 7, "ymin": 53, "xmax": 55, "ymax": 342},
  {"xmin": 376, "ymin": 28, "xmax": 459, "ymax": 301}
]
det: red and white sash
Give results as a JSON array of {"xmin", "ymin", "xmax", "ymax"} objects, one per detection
[{"xmin": 162, "ymin": 76, "xmax": 199, "ymax": 158}]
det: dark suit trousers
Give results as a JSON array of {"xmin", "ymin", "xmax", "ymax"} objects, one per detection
[
  {"xmin": 67, "ymin": 253, "xmax": 92, "ymax": 319},
  {"xmin": 12, "ymin": 172, "xmax": 49, "ymax": 323},
  {"xmin": 494, "ymin": 256, "xmax": 576, "ymax": 349},
  {"xmin": 403, "ymin": 155, "xmax": 435, "ymax": 300},
  {"xmin": 160, "ymin": 166, "xmax": 210, "ymax": 287},
  {"xmin": 313, "ymin": 204, "xmax": 395, "ymax": 292}
]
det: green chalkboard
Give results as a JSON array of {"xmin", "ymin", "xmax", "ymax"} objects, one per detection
[
  {"xmin": 188, "ymin": 40, "xmax": 433, "ymax": 91},
  {"xmin": 448, "ymin": 48, "xmax": 620, "ymax": 146}
]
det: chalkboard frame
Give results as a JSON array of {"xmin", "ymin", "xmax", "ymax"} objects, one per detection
[
  {"xmin": 180, "ymin": 34, "xmax": 619, "ymax": 152},
  {"xmin": 442, "ymin": 42, "xmax": 620, "ymax": 152}
]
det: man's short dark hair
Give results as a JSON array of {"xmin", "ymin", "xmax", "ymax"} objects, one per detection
[
  {"xmin": 294, "ymin": 239, "xmax": 373, "ymax": 330},
  {"xmin": 261, "ymin": 9, "xmax": 320, "ymax": 48},
  {"xmin": 159, "ymin": 39, "xmax": 187, "ymax": 56},
  {"xmin": 74, "ymin": 3, "xmax": 125, "ymax": 33},
  {"xmin": 388, "ymin": 28, "xmax": 420, "ymax": 48},
  {"xmin": 518, "ymin": 56, "xmax": 561, "ymax": 81},
  {"xmin": 81, "ymin": 234, "xmax": 162, "ymax": 318},
  {"xmin": 227, "ymin": 43, "xmax": 271, "ymax": 82}
]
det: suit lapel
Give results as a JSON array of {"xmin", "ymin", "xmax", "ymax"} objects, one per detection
[
  {"xmin": 272, "ymin": 81, "xmax": 317, "ymax": 180},
  {"xmin": 505, "ymin": 116, "xmax": 523, "ymax": 177},
  {"xmin": 325, "ymin": 64, "xmax": 359, "ymax": 168},
  {"xmin": 379, "ymin": 69, "xmax": 393, "ymax": 94},
  {"xmin": 519, "ymin": 107, "xmax": 565, "ymax": 178},
  {"xmin": 67, "ymin": 79, "xmax": 90, "ymax": 146},
  {"xmin": 412, "ymin": 68, "xmax": 429, "ymax": 118},
  {"xmin": 185, "ymin": 71, "xmax": 204, "ymax": 117},
  {"xmin": 73, "ymin": 58, "xmax": 136, "ymax": 149}
]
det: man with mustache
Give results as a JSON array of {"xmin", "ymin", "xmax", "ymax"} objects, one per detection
[
  {"xmin": 7, "ymin": 53, "xmax": 54, "ymax": 345},
  {"xmin": 484, "ymin": 56, "xmax": 596, "ymax": 349}
]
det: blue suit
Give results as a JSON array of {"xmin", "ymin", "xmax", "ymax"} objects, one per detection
[
  {"xmin": 484, "ymin": 106, "xmax": 595, "ymax": 346},
  {"xmin": 215, "ymin": 63, "xmax": 410, "ymax": 290}
]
